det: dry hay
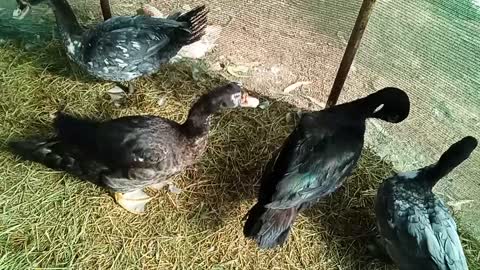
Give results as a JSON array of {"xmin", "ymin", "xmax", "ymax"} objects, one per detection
[{"xmin": 0, "ymin": 41, "xmax": 479, "ymax": 270}]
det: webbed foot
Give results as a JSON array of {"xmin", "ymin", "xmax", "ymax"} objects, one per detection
[
  {"xmin": 114, "ymin": 190, "xmax": 152, "ymax": 214},
  {"xmin": 107, "ymin": 82, "xmax": 136, "ymax": 106},
  {"xmin": 149, "ymin": 181, "xmax": 182, "ymax": 194}
]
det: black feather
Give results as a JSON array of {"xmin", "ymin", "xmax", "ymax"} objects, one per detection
[
  {"xmin": 54, "ymin": 112, "xmax": 99, "ymax": 149},
  {"xmin": 174, "ymin": 5, "xmax": 208, "ymax": 44},
  {"xmin": 244, "ymin": 203, "xmax": 297, "ymax": 249},
  {"xmin": 8, "ymin": 138, "xmax": 109, "ymax": 186}
]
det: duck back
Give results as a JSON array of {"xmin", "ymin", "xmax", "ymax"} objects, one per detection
[{"xmin": 244, "ymin": 110, "xmax": 366, "ymax": 249}]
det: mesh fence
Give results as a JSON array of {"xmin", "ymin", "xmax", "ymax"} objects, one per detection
[
  {"xmin": 354, "ymin": 0, "xmax": 480, "ymax": 238},
  {"xmin": 0, "ymin": 0, "xmax": 479, "ymax": 239}
]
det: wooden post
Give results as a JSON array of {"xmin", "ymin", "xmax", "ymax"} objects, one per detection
[
  {"xmin": 326, "ymin": 0, "xmax": 377, "ymax": 108},
  {"xmin": 100, "ymin": 0, "xmax": 112, "ymax": 20}
]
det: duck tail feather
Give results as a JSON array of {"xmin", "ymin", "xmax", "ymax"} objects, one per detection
[
  {"xmin": 425, "ymin": 136, "xmax": 477, "ymax": 187},
  {"xmin": 243, "ymin": 203, "xmax": 297, "ymax": 249},
  {"xmin": 8, "ymin": 138, "xmax": 108, "ymax": 184},
  {"xmin": 175, "ymin": 5, "xmax": 208, "ymax": 44},
  {"xmin": 53, "ymin": 112, "xmax": 99, "ymax": 149}
]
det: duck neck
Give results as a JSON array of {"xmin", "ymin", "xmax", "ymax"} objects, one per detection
[
  {"xmin": 49, "ymin": 0, "xmax": 82, "ymax": 36},
  {"xmin": 327, "ymin": 97, "xmax": 375, "ymax": 120},
  {"xmin": 182, "ymin": 99, "xmax": 220, "ymax": 138},
  {"xmin": 423, "ymin": 147, "xmax": 471, "ymax": 189}
]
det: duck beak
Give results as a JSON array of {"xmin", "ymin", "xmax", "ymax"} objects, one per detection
[
  {"xmin": 12, "ymin": 0, "xmax": 30, "ymax": 20},
  {"xmin": 240, "ymin": 92, "xmax": 259, "ymax": 108}
]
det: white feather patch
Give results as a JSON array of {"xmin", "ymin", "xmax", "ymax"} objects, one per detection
[
  {"xmin": 374, "ymin": 103, "xmax": 384, "ymax": 113},
  {"xmin": 231, "ymin": 93, "xmax": 241, "ymax": 105},
  {"xmin": 398, "ymin": 170, "xmax": 419, "ymax": 179},
  {"xmin": 66, "ymin": 38, "xmax": 75, "ymax": 55}
]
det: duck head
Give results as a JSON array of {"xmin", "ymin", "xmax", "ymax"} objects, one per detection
[
  {"xmin": 13, "ymin": 0, "xmax": 45, "ymax": 20},
  {"xmin": 366, "ymin": 87, "xmax": 410, "ymax": 123},
  {"xmin": 202, "ymin": 82, "xmax": 260, "ymax": 110},
  {"xmin": 437, "ymin": 136, "xmax": 478, "ymax": 171},
  {"xmin": 183, "ymin": 82, "xmax": 259, "ymax": 137}
]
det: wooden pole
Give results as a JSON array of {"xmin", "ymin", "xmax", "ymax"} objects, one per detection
[
  {"xmin": 100, "ymin": 0, "xmax": 112, "ymax": 20},
  {"xmin": 326, "ymin": 0, "xmax": 377, "ymax": 108}
]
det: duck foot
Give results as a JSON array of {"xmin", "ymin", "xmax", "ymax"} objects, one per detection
[
  {"xmin": 114, "ymin": 190, "xmax": 152, "ymax": 214},
  {"xmin": 107, "ymin": 82, "xmax": 135, "ymax": 106},
  {"xmin": 107, "ymin": 86, "xmax": 126, "ymax": 107},
  {"xmin": 149, "ymin": 181, "xmax": 182, "ymax": 194},
  {"xmin": 127, "ymin": 82, "xmax": 135, "ymax": 95}
]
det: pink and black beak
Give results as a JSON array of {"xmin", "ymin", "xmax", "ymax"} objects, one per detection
[{"xmin": 240, "ymin": 92, "xmax": 260, "ymax": 108}]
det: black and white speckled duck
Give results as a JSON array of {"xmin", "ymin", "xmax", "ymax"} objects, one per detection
[
  {"xmin": 13, "ymin": 0, "xmax": 208, "ymax": 94},
  {"xmin": 243, "ymin": 87, "xmax": 411, "ymax": 249},
  {"xmin": 8, "ymin": 83, "xmax": 259, "ymax": 214},
  {"xmin": 373, "ymin": 136, "xmax": 477, "ymax": 270}
]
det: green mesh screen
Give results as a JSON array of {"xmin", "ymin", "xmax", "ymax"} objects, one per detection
[{"xmin": 355, "ymin": 0, "xmax": 480, "ymax": 238}]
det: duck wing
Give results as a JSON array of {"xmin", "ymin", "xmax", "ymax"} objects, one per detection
[
  {"xmin": 380, "ymin": 180, "xmax": 468, "ymax": 270},
  {"xmin": 262, "ymin": 114, "xmax": 363, "ymax": 210},
  {"xmin": 81, "ymin": 16, "xmax": 187, "ymax": 73},
  {"xmin": 95, "ymin": 116, "xmax": 178, "ymax": 176}
]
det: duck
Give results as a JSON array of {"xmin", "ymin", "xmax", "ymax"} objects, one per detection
[
  {"xmin": 372, "ymin": 136, "xmax": 477, "ymax": 270},
  {"xmin": 243, "ymin": 87, "xmax": 411, "ymax": 249},
  {"xmin": 8, "ymin": 82, "xmax": 259, "ymax": 214},
  {"xmin": 12, "ymin": 0, "xmax": 208, "ymax": 96}
]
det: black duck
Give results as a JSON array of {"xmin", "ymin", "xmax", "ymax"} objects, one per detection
[
  {"xmin": 9, "ymin": 83, "xmax": 259, "ymax": 214},
  {"xmin": 243, "ymin": 87, "xmax": 411, "ymax": 249},
  {"xmin": 13, "ymin": 0, "xmax": 208, "ymax": 95},
  {"xmin": 373, "ymin": 136, "xmax": 477, "ymax": 270}
]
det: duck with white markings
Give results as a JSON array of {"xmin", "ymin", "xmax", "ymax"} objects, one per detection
[
  {"xmin": 8, "ymin": 82, "xmax": 259, "ymax": 214},
  {"xmin": 372, "ymin": 136, "xmax": 477, "ymax": 270},
  {"xmin": 243, "ymin": 87, "xmax": 411, "ymax": 249},
  {"xmin": 13, "ymin": 0, "xmax": 208, "ymax": 96}
]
